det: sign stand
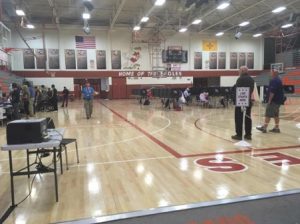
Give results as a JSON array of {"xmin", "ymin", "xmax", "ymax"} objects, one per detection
[
  {"xmin": 256, "ymin": 86, "xmax": 264, "ymax": 127},
  {"xmin": 234, "ymin": 87, "xmax": 251, "ymax": 148}
]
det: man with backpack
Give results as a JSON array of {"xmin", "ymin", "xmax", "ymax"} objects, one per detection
[{"xmin": 257, "ymin": 69, "xmax": 285, "ymax": 133}]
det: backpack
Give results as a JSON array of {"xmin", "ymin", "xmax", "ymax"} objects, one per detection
[{"xmin": 281, "ymin": 95, "xmax": 287, "ymax": 105}]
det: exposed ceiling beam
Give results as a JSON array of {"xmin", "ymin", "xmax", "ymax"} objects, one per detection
[
  {"xmin": 199, "ymin": 0, "xmax": 267, "ymax": 33},
  {"xmin": 110, "ymin": 0, "xmax": 127, "ymax": 29}
]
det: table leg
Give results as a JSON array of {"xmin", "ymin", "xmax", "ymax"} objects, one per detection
[
  {"xmin": 8, "ymin": 151, "xmax": 15, "ymax": 206},
  {"xmin": 75, "ymin": 140, "xmax": 79, "ymax": 163},
  {"xmin": 64, "ymin": 146, "xmax": 69, "ymax": 170},
  {"xmin": 26, "ymin": 149, "xmax": 30, "ymax": 178},
  {"xmin": 60, "ymin": 145, "xmax": 63, "ymax": 175},
  {"xmin": 53, "ymin": 147, "xmax": 59, "ymax": 202}
]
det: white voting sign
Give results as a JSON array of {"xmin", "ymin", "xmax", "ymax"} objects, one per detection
[{"xmin": 236, "ymin": 87, "xmax": 250, "ymax": 107}]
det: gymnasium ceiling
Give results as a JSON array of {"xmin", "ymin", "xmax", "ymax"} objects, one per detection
[{"xmin": 2, "ymin": 0, "xmax": 300, "ymax": 40}]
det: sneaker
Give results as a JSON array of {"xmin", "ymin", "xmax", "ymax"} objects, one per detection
[
  {"xmin": 231, "ymin": 135, "xmax": 242, "ymax": 140},
  {"xmin": 256, "ymin": 126, "xmax": 267, "ymax": 133},
  {"xmin": 269, "ymin": 128, "xmax": 280, "ymax": 133},
  {"xmin": 244, "ymin": 135, "xmax": 252, "ymax": 140}
]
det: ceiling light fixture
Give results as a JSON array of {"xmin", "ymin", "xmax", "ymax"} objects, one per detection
[
  {"xmin": 133, "ymin": 26, "xmax": 141, "ymax": 31},
  {"xmin": 272, "ymin": 6, "xmax": 286, "ymax": 13},
  {"xmin": 216, "ymin": 32, "xmax": 224, "ymax": 36},
  {"xmin": 26, "ymin": 24, "xmax": 35, "ymax": 29},
  {"xmin": 179, "ymin": 27, "xmax": 187, "ymax": 32},
  {"xmin": 82, "ymin": 12, "xmax": 91, "ymax": 19},
  {"xmin": 141, "ymin": 17, "xmax": 149, "ymax": 23},
  {"xmin": 239, "ymin": 21, "xmax": 250, "ymax": 27},
  {"xmin": 281, "ymin": 23, "xmax": 293, "ymax": 28},
  {"xmin": 217, "ymin": 2, "xmax": 230, "ymax": 10},
  {"xmin": 155, "ymin": 0, "xmax": 166, "ymax": 6},
  {"xmin": 16, "ymin": 9, "xmax": 25, "ymax": 16},
  {"xmin": 253, "ymin": 33, "xmax": 262, "ymax": 37},
  {"xmin": 192, "ymin": 19, "xmax": 202, "ymax": 25}
]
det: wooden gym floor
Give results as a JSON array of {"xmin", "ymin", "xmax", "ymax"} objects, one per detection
[{"xmin": 1, "ymin": 98, "xmax": 300, "ymax": 223}]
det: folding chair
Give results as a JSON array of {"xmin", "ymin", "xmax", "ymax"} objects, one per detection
[{"xmin": 47, "ymin": 117, "xmax": 80, "ymax": 170}]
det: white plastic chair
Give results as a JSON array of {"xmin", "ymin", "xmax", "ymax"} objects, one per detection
[{"xmin": 0, "ymin": 107, "xmax": 7, "ymax": 126}]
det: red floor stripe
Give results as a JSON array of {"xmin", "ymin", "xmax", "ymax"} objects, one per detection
[
  {"xmin": 100, "ymin": 102, "xmax": 182, "ymax": 158},
  {"xmin": 194, "ymin": 118, "xmax": 235, "ymax": 143},
  {"xmin": 181, "ymin": 145, "xmax": 300, "ymax": 158}
]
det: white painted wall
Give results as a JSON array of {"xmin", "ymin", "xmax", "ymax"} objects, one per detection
[
  {"xmin": 10, "ymin": 28, "xmax": 264, "ymax": 72},
  {"xmin": 26, "ymin": 77, "xmax": 74, "ymax": 91},
  {"xmin": 127, "ymin": 76, "xmax": 193, "ymax": 85},
  {"xmin": 220, "ymin": 76, "xmax": 239, "ymax": 87}
]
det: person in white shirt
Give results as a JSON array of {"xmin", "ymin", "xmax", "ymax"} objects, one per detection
[{"xmin": 183, "ymin": 88, "xmax": 191, "ymax": 104}]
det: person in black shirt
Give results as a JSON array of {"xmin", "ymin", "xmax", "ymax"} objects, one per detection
[
  {"xmin": 232, "ymin": 66, "xmax": 254, "ymax": 141},
  {"xmin": 61, "ymin": 86, "xmax": 69, "ymax": 107},
  {"xmin": 50, "ymin": 84, "xmax": 58, "ymax": 111},
  {"xmin": 10, "ymin": 83, "xmax": 20, "ymax": 120}
]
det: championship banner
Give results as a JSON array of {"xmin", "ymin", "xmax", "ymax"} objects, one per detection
[
  {"xmin": 76, "ymin": 49, "xmax": 87, "ymax": 69},
  {"xmin": 209, "ymin": 52, "xmax": 217, "ymax": 69},
  {"xmin": 48, "ymin": 49, "xmax": 60, "ymax": 69},
  {"xmin": 218, "ymin": 52, "xmax": 226, "ymax": 69},
  {"xmin": 23, "ymin": 49, "xmax": 35, "ymax": 69},
  {"xmin": 111, "ymin": 50, "xmax": 121, "ymax": 69},
  {"xmin": 35, "ymin": 49, "xmax": 46, "ymax": 69},
  {"xmin": 194, "ymin": 52, "xmax": 202, "ymax": 69},
  {"xmin": 230, "ymin": 52, "xmax": 237, "ymax": 69},
  {"xmin": 65, "ymin": 49, "xmax": 76, "ymax": 69},
  {"xmin": 202, "ymin": 40, "xmax": 217, "ymax": 51},
  {"xmin": 246, "ymin": 52, "xmax": 254, "ymax": 69},
  {"xmin": 238, "ymin": 52, "xmax": 246, "ymax": 68},
  {"xmin": 96, "ymin": 50, "xmax": 106, "ymax": 69}
]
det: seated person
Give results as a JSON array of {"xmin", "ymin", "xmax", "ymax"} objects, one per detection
[{"xmin": 199, "ymin": 92, "xmax": 209, "ymax": 106}]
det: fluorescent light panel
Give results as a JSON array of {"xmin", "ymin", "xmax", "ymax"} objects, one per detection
[
  {"xmin": 217, "ymin": 2, "xmax": 230, "ymax": 10},
  {"xmin": 16, "ymin": 9, "xmax": 25, "ymax": 16},
  {"xmin": 272, "ymin": 6, "xmax": 286, "ymax": 13},
  {"xmin": 141, "ymin": 17, "xmax": 149, "ymax": 23},
  {"xmin": 216, "ymin": 32, "xmax": 224, "ymax": 36},
  {"xmin": 26, "ymin": 24, "xmax": 35, "ymax": 29},
  {"xmin": 239, "ymin": 21, "xmax": 250, "ymax": 27},
  {"xmin": 179, "ymin": 27, "xmax": 187, "ymax": 32},
  {"xmin": 253, "ymin": 33, "xmax": 262, "ymax": 37},
  {"xmin": 155, "ymin": 0, "xmax": 166, "ymax": 6},
  {"xmin": 192, "ymin": 19, "xmax": 202, "ymax": 25},
  {"xmin": 82, "ymin": 13, "xmax": 90, "ymax": 19},
  {"xmin": 133, "ymin": 26, "xmax": 141, "ymax": 31},
  {"xmin": 281, "ymin": 23, "xmax": 293, "ymax": 28}
]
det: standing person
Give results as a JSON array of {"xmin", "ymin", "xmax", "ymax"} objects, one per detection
[
  {"xmin": 50, "ymin": 84, "xmax": 58, "ymax": 111},
  {"xmin": 34, "ymin": 86, "xmax": 41, "ymax": 113},
  {"xmin": 82, "ymin": 82, "xmax": 94, "ymax": 119},
  {"xmin": 21, "ymin": 85, "xmax": 30, "ymax": 119},
  {"xmin": 61, "ymin": 86, "xmax": 69, "ymax": 107},
  {"xmin": 257, "ymin": 70, "xmax": 284, "ymax": 133},
  {"xmin": 10, "ymin": 83, "xmax": 20, "ymax": 120},
  {"xmin": 26, "ymin": 82, "xmax": 35, "ymax": 117},
  {"xmin": 183, "ymin": 87, "xmax": 191, "ymax": 104},
  {"xmin": 232, "ymin": 66, "xmax": 254, "ymax": 140}
]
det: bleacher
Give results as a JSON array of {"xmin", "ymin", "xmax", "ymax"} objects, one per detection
[
  {"xmin": 282, "ymin": 69, "xmax": 300, "ymax": 94},
  {"xmin": 0, "ymin": 71, "xmax": 23, "ymax": 95}
]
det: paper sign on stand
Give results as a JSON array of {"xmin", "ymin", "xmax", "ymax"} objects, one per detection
[{"xmin": 234, "ymin": 87, "xmax": 252, "ymax": 148}]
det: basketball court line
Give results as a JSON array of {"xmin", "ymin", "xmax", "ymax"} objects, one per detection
[
  {"xmin": 0, "ymin": 155, "xmax": 175, "ymax": 174},
  {"xmin": 101, "ymin": 102, "xmax": 300, "ymax": 160},
  {"xmin": 180, "ymin": 145, "xmax": 300, "ymax": 158},
  {"xmin": 100, "ymin": 102, "xmax": 182, "ymax": 158}
]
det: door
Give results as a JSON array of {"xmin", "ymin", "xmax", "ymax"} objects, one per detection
[{"xmin": 112, "ymin": 77, "xmax": 127, "ymax": 99}]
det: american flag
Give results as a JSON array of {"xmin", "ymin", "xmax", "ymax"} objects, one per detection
[{"xmin": 75, "ymin": 36, "xmax": 96, "ymax": 49}]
